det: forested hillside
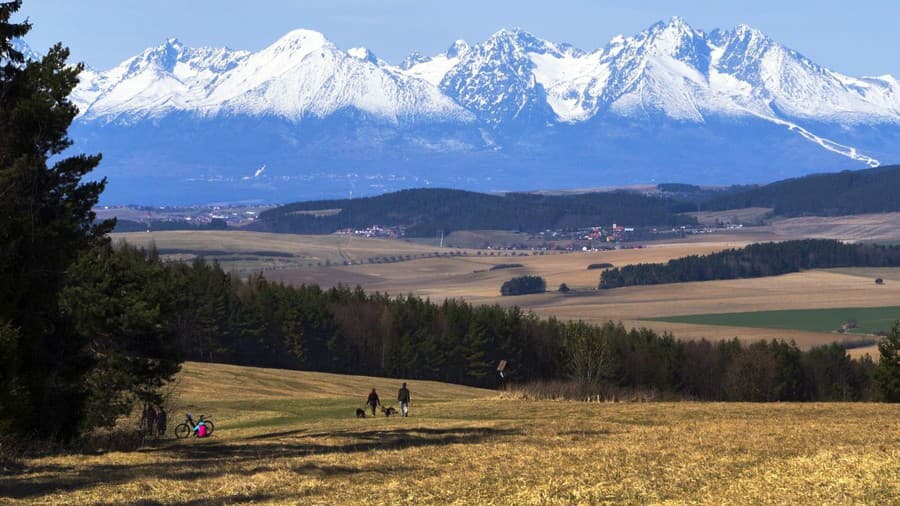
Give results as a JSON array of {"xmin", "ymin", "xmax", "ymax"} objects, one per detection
[
  {"xmin": 705, "ymin": 165, "xmax": 900, "ymax": 216},
  {"xmin": 599, "ymin": 239, "xmax": 900, "ymax": 288},
  {"xmin": 251, "ymin": 188, "xmax": 697, "ymax": 236},
  {"xmin": 98, "ymin": 244, "xmax": 881, "ymax": 402}
]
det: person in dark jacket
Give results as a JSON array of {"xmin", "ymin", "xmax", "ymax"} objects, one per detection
[
  {"xmin": 366, "ymin": 388, "xmax": 381, "ymax": 417},
  {"xmin": 398, "ymin": 383, "xmax": 411, "ymax": 417},
  {"xmin": 156, "ymin": 406, "xmax": 167, "ymax": 436},
  {"xmin": 140, "ymin": 403, "xmax": 157, "ymax": 436}
]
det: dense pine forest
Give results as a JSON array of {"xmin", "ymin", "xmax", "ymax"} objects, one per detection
[
  {"xmin": 704, "ymin": 165, "xmax": 900, "ymax": 216},
  {"xmin": 600, "ymin": 239, "xmax": 900, "ymax": 289},
  {"xmin": 252, "ymin": 188, "xmax": 697, "ymax": 236}
]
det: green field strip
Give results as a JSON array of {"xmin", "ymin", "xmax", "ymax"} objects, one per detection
[{"xmin": 650, "ymin": 306, "xmax": 900, "ymax": 335}]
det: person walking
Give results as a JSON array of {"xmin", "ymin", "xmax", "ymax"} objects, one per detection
[
  {"xmin": 156, "ymin": 406, "xmax": 167, "ymax": 436},
  {"xmin": 140, "ymin": 404, "xmax": 157, "ymax": 436},
  {"xmin": 366, "ymin": 388, "xmax": 381, "ymax": 417},
  {"xmin": 398, "ymin": 383, "xmax": 411, "ymax": 417}
]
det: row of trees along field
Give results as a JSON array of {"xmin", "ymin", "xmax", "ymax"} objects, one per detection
[{"xmin": 600, "ymin": 239, "xmax": 900, "ymax": 288}]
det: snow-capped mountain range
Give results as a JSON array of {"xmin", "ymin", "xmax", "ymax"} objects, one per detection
[{"xmin": 16, "ymin": 18, "xmax": 900, "ymax": 203}]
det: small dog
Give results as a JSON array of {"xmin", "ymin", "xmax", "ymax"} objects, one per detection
[
  {"xmin": 381, "ymin": 406, "xmax": 398, "ymax": 417},
  {"xmin": 355, "ymin": 408, "xmax": 366, "ymax": 418}
]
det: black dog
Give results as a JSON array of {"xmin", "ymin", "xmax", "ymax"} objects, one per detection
[
  {"xmin": 355, "ymin": 408, "xmax": 366, "ymax": 418},
  {"xmin": 381, "ymin": 406, "xmax": 398, "ymax": 417}
]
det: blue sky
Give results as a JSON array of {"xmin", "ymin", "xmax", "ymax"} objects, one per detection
[{"xmin": 17, "ymin": 0, "xmax": 899, "ymax": 76}]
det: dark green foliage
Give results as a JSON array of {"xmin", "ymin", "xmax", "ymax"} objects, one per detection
[
  {"xmin": 705, "ymin": 165, "xmax": 900, "ymax": 216},
  {"xmin": 874, "ymin": 322, "xmax": 900, "ymax": 402},
  {"xmin": 501, "ymin": 276, "xmax": 546, "ymax": 296},
  {"xmin": 252, "ymin": 188, "xmax": 697, "ymax": 236},
  {"xmin": 558, "ymin": 283, "xmax": 570, "ymax": 293},
  {"xmin": 586, "ymin": 263, "xmax": 613, "ymax": 270},
  {"xmin": 600, "ymin": 239, "xmax": 900, "ymax": 289},
  {"xmin": 489, "ymin": 263, "xmax": 524, "ymax": 271},
  {"xmin": 113, "ymin": 218, "xmax": 229, "ymax": 232},
  {"xmin": 0, "ymin": 3, "xmax": 114, "ymax": 440},
  {"xmin": 60, "ymin": 244, "xmax": 182, "ymax": 429}
]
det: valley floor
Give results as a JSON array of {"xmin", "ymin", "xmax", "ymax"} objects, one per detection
[{"xmin": 4, "ymin": 363, "xmax": 898, "ymax": 505}]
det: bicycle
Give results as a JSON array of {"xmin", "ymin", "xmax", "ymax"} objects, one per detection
[{"xmin": 174, "ymin": 413, "xmax": 215, "ymax": 439}]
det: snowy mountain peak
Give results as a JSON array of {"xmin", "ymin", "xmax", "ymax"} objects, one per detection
[
  {"xmin": 484, "ymin": 27, "xmax": 561, "ymax": 56},
  {"xmin": 399, "ymin": 51, "xmax": 430, "ymax": 70},
  {"xmin": 269, "ymin": 29, "xmax": 330, "ymax": 55},
  {"xmin": 638, "ymin": 16, "xmax": 705, "ymax": 57},
  {"xmin": 8, "ymin": 38, "xmax": 40, "ymax": 62},
  {"xmin": 68, "ymin": 19, "xmax": 899, "ymax": 175},
  {"xmin": 348, "ymin": 46, "xmax": 378, "ymax": 64},
  {"xmin": 55, "ymin": 19, "xmax": 900, "ymax": 203},
  {"xmin": 446, "ymin": 39, "xmax": 470, "ymax": 58}
]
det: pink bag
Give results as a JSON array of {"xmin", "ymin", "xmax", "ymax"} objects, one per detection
[{"xmin": 197, "ymin": 423, "xmax": 207, "ymax": 438}]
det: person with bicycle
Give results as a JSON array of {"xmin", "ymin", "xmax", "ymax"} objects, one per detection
[
  {"xmin": 175, "ymin": 413, "xmax": 214, "ymax": 438},
  {"xmin": 365, "ymin": 388, "xmax": 381, "ymax": 417}
]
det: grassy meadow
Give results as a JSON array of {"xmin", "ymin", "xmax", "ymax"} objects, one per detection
[
  {"xmin": 651, "ymin": 306, "xmax": 900, "ymax": 336},
  {"xmin": 3, "ymin": 362, "xmax": 898, "ymax": 505},
  {"xmin": 111, "ymin": 231, "xmax": 476, "ymax": 274}
]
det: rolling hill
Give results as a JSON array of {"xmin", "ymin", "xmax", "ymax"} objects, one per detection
[
  {"xmin": 251, "ymin": 188, "xmax": 696, "ymax": 236},
  {"xmin": 706, "ymin": 164, "xmax": 900, "ymax": 216}
]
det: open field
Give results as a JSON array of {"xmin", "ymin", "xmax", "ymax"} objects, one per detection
[
  {"xmin": 687, "ymin": 207, "xmax": 773, "ymax": 226},
  {"xmin": 113, "ymin": 231, "xmax": 897, "ymax": 353},
  {"xmin": 112, "ymin": 231, "xmax": 476, "ymax": 273},
  {"xmin": 650, "ymin": 306, "xmax": 900, "ymax": 336},
  {"xmin": 685, "ymin": 210, "xmax": 900, "ymax": 243},
  {"xmin": 4, "ymin": 362, "xmax": 898, "ymax": 505},
  {"xmin": 267, "ymin": 240, "xmax": 750, "ymax": 295},
  {"xmin": 266, "ymin": 236, "xmax": 900, "ymax": 352},
  {"xmin": 769, "ymin": 212, "xmax": 900, "ymax": 242}
]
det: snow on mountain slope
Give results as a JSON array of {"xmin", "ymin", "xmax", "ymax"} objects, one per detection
[
  {"xmin": 439, "ymin": 28, "xmax": 584, "ymax": 125},
  {"xmin": 72, "ymin": 19, "xmax": 899, "ymax": 129},
  {"xmin": 708, "ymin": 24, "xmax": 900, "ymax": 124},
  {"xmin": 59, "ymin": 17, "xmax": 900, "ymax": 200},
  {"xmin": 9, "ymin": 38, "xmax": 41, "ymax": 62},
  {"xmin": 73, "ymin": 38, "xmax": 250, "ymax": 122},
  {"xmin": 399, "ymin": 40, "xmax": 470, "ymax": 86},
  {"xmin": 73, "ymin": 30, "xmax": 473, "ymax": 125}
]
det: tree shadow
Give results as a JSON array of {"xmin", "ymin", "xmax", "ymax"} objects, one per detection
[
  {"xmin": 0, "ymin": 426, "xmax": 519, "ymax": 500},
  {"xmin": 130, "ymin": 492, "xmax": 282, "ymax": 506}
]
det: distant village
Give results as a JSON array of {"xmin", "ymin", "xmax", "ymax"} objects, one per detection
[
  {"xmin": 98, "ymin": 205, "xmax": 748, "ymax": 246},
  {"xmin": 334, "ymin": 224, "xmax": 406, "ymax": 239}
]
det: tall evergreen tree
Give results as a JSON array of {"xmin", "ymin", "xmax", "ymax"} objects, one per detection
[
  {"xmin": 875, "ymin": 322, "xmax": 900, "ymax": 402},
  {"xmin": 0, "ymin": 1, "xmax": 114, "ymax": 438}
]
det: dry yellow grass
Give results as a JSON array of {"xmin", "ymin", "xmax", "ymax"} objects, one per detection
[
  {"xmin": 770, "ymin": 212, "xmax": 900, "ymax": 242},
  {"xmin": 269, "ymin": 240, "xmax": 749, "ymax": 296},
  {"xmin": 5, "ymin": 363, "xmax": 898, "ymax": 505},
  {"xmin": 177, "ymin": 362, "xmax": 491, "ymax": 402},
  {"xmin": 112, "ymin": 230, "xmax": 474, "ymax": 272},
  {"xmin": 270, "ymin": 239, "xmax": 899, "ymax": 350},
  {"xmin": 687, "ymin": 207, "xmax": 774, "ymax": 225}
]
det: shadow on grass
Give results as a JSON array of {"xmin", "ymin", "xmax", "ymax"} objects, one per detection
[
  {"xmin": 0, "ymin": 426, "xmax": 519, "ymax": 500},
  {"xmin": 131, "ymin": 492, "xmax": 283, "ymax": 506}
]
